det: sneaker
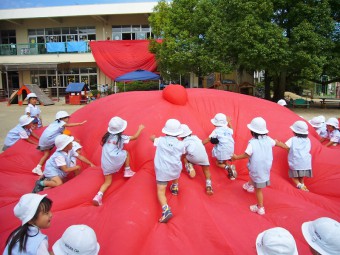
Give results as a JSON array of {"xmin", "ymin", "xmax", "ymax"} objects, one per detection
[
  {"xmin": 297, "ymin": 183, "xmax": 309, "ymax": 192},
  {"xmin": 159, "ymin": 207, "xmax": 173, "ymax": 223},
  {"xmin": 32, "ymin": 166, "xmax": 43, "ymax": 176},
  {"xmin": 242, "ymin": 182, "xmax": 254, "ymax": 193},
  {"xmin": 93, "ymin": 194, "xmax": 103, "ymax": 206},
  {"xmin": 170, "ymin": 184, "xmax": 179, "ymax": 195},
  {"xmin": 124, "ymin": 168, "xmax": 136, "ymax": 178},
  {"xmin": 250, "ymin": 204, "xmax": 265, "ymax": 215},
  {"xmin": 185, "ymin": 163, "xmax": 196, "ymax": 178},
  {"xmin": 225, "ymin": 165, "xmax": 237, "ymax": 180},
  {"xmin": 32, "ymin": 180, "xmax": 44, "ymax": 193}
]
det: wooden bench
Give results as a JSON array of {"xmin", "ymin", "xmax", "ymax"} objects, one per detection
[
  {"xmin": 291, "ymin": 98, "xmax": 310, "ymax": 108},
  {"xmin": 319, "ymin": 98, "xmax": 340, "ymax": 108}
]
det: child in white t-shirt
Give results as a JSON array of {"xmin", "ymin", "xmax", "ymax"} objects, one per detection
[
  {"xmin": 25, "ymin": 92, "xmax": 42, "ymax": 128},
  {"xmin": 320, "ymin": 117, "xmax": 340, "ymax": 147}
]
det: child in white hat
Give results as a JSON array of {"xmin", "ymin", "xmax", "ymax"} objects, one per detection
[
  {"xmin": 309, "ymin": 116, "xmax": 327, "ymax": 139},
  {"xmin": 3, "ymin": 193, "xmax": 53, "ymax": 255},
  {"xmin": 320, "ymin": 117, "xmax": 340, "ymax": 147},
  {"xmin": 92, "ymin": 116, "xmax": 144, "ymax": 206},
  {"xmin": 25, "ymin": 92, "xmax": 43, "ymax": 128},
  {"xmin": 302, "ymin": 217, "xmax": 340, "ymax": 255},
  {"xmin": 277, "ymin": 99, "xmax": 287, "ymax": 107},
  {"xmin": 256, "ymin": 227, "xmax": 298, "ymax": 255},
  {"xmin": 150, "ymin": 119, "xmax": 185, "ymax": 223},
  {"xmin": 2, "ymin": 115, "xmax": 39, "ymax": 151},
  {"xmin": 32, "ymin": 134, "xmax": 82, "ymax": 193},
  {"xmin": 276, "ymin": 120, "xmax": 312, "ymax": 191},
  {"xmin": 232, "ymin": 117, "xmax": 278, "ymax": 215},
  {"xmin": 203, "ymin": 113, "xmax": 237, "ymax": 180},
  {"xmin": 32, "ymin": 110, "xmax": 87, "ymax": 176},
  {"xmin": 53, "ymin": 224, "xmax": 100, "ymax": 255},
  {"xmin": 179, "ymin": 124, "xmax": 213, "ymax": 195}
]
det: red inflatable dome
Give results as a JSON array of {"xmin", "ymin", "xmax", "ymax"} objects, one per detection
[{"xmin": 0, "ymin": 87, "xmax": 340, "ymax": 254}]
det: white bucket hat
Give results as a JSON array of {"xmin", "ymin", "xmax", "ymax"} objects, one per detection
[
  {"xmin": 25, "ymin": 92, "xmax": 37, "ymax": 100},
  {"xmin": 247, "ymin": 117, "xmax": 268, "ymax": 134},
  {"xmin": 56, "ymin": 111, "xmax": 70, "ymax": 120},
  {"xmin": 325, "ymin": 117, "xmax": 339, "ymax": 129},
  {"xmin": 14, "ymin": 193, "xmax": 47, "ymax": 225},
  {"xmin": 290, "ymin": 120, "xmax": 308, "ymax": 135},
  {"xmin": 211, "ymin": 113, "xmax": 227, "ymax": 127},
  {"xmin": 55, "ymin": 134, "xmax": 74, "ymax": 151},
  {"xmin": 162, "ymin": 119, "xmax": 183, "ymax": 136},
  {"xmin": 107, "ymin": 116, "xmax": 127, "ymax": 134},
  {"xmin": 178, "ymin": 124, "xmax": 192, "ymax": 138},
  {"xmin": 302, "ymin": 217, "xmax": 340, "ymax": 255},
  {"xmin": 277, "ymin": 99, "xmax": 287, "ymax": 106},
  {"xmin": 318, "ymin": 115, "xmax": 326, "ymax": 123},
  {"xmin": 53, "ymin": 224, "xmax": 100, "ymax": 255},
  {"xmin": 309, "ymin": 117, "xmax": 323, "ymax": 128},
  {"xmin": 256, "ymin": 227, "xmax": 298, "ymax": 255},
  {"xmin": 19, "ymin": 115, "xmax": 34, "ymax": 127},
  {"xmin": 72, "ymin": 141, "xmax": 82, "ymax": 151}
]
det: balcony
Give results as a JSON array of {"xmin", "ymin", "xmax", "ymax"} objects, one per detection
[{"xmin": 0, "ymin": 41, "xmax": 91, "ymax": 56}]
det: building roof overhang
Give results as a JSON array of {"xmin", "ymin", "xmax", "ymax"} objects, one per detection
[{"xmin": 0, "ymin": 62, "xmax": 70, "ymax": 71}]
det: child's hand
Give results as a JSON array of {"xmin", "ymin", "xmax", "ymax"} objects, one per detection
[
  {"xmin": 231, "ymin": 154, "xmax": 237, "ymax": 161},
  {"xmin": 139, "ymin": 124, "xmax": 145, "ymax": 130},
  {"xmin": 227, "ymin": 116, "xmax": 232, "ymax": 123},
  {"xmin": 150, "ymin": 135, "xmax": 156, "ymax": 142},
  {"xmin": 80, "ymin": 120, "xmax": 87, "ymax": 125},
  {"xmin": 90, "ymin": 163, "xmax": 96, "ymax": 167}
]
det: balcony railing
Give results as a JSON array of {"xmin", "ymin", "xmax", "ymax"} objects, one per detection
[{"xmin": 0, "ymin": 41, "xmax": 91, "ymax": 56}]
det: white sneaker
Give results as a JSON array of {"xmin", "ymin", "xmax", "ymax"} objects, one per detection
[
  {"xmin": 185, "ymin": 163, "xmax": 196, "ymax": 178},
  {"xmin": 124, "ymin": 168, "xmax": 136, "ymax": 178},
  {"xmin": 32, "ymin": 166, "xmax": 43, "ymax": 176},
  {"xmin": 242, "ymin": 182, "xmax": 255, "ymax": 193},
  {"xmin": 250, "ymin": 204, "xmax": 265, "ymax": 215},
  {"xmin": 93, "ymin": 194, "xmax": 103, "ymax": 206}
]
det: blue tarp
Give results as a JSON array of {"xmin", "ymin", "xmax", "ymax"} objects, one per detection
[
  {"xmin": 46, "ymin": 42, "xmax": 66, "ymax": 53},
  {"xmin": 65, "ymin": 82, "xmax": 88, "ymax": 93},
  {"xmin": 115, "ymin": 69, "xmax": 160, "ymax": 81},
  {"xmin": 67, "ymin": 41, "xmax": 87, "ymax": 52}
]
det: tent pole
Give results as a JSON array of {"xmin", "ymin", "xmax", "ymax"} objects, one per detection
[
  {"xmin": 159, "ymin": 80, "xmax": 160, "ymax": 90},
  {"xmin": 124, "ymin": 81, "xmax": 125, "ymax": 92}
]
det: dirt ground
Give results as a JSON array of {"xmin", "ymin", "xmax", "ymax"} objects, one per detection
[{"xmin": 0, "ymin": 97, "xmax": 339, "ymax": 152}]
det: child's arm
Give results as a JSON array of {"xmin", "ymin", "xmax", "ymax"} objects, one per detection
[
  {"xmin": 150, "ymin": 135, "xmax": 156, "ymax": 142},
  {"xmin": 76, "ymin": 154, "xmax": 96, "ymax": 167},
  {"xmin": 325, "ymin": 141, "xmax": 336, "ymax": 147},
  {"xmin": 65, "ymin": 120, "xmax": 87, "ymax": 127},
  {"xmin": 232, "ymin": 153, "xmax": 250, "ymax": 161},
  {"xmin": 25, "ymin": 137, "xmax": 38, "ymax": 145},
  {"xmin": 319, "ymin": 137, "xmax": 326, "ymax": 143},
  {"xmin": 227, "ymin": 116, "xmax": 233, "ymax": 129},
  {"xmin": 130, "ymin": 124, "xmax": 145, "ymax": 141},
  {"xmin": 275, "ymin": 139, "xmax": 289, "ymax": 151},
  {"xmin": 30, "ymin": 131, "xmax": 40, "ymax": 140},
  {"xmin": 60, "ymin": 165, "xmax": 81, "ymax": 173}
]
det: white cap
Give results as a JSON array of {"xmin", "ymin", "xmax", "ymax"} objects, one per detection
[
  {"xmin": 14, "ymin": 193, "xmax": 47, "ymax": 225},
  {"xmin": 178, "ymin": 124, "xmax": 192, "ymax": 138},
  {"xmin": 56, "ymin": 111, "xmax": 70, "ymax": 120},
  {"xmin": 162, "ymin": 119, "xmax": 183, "ymax": 136},
  {"xmin": 256, "ymin": 227, "xmax": 298, "ymax": 255},
  {"xmin": 55, "ymin": 134, "xmax": 74, "ymax": 151},
  {"xmin": 25, "ymin": 92, "xmax": 37, "ymax": 100},
  {"xmin": 247, "ymin": 117, "xmax": 268, "ymax": 134},
  {"xmin": 302, "ymin": 217, "xmax": 340, "ymax": 255},
  {"xmin": 309, "ymin": 117, "xmax": 323, "ymax": 128},
  {"xmin": 107, "ymin": 116, "xmax": 127, "ymax": 134},
  {"xmin": 277, "ymin": 99, "xmax": 287, "ymax": 106},
  {"xmin": 53, "ymin": 224, "xmax": 100, "ymax": 255},
  {"xmin": 325, "ymin": 117, "xmax": 339, "ymax": 129},
  {"xmin": 19, "ymin": 115, "xmax": 34, "ymax": 127},
  {"xmin": 211, "ymin": 113, "xmax": 227, "ymax": 127},
  {"xmin": 290, "ymin": 120, "xmax": 308, "ymax": 135}
]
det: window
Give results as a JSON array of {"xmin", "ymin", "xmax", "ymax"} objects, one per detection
[{"xmin": 111, "ymin": 25, "xmax": 152, "ymax": 40}]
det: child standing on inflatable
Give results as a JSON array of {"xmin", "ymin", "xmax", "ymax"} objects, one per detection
[
  {"xmin": 319, "ymin": 117, "xmax": 340, "ymax": 147},
  {"xmin": 25, "ymin": 92, "xmax": 43, "ymax": 128},
  {"xmin": 203, "ymin": 113, "xmax": 237, "ymax": 180},
  {"xmin": 232, "ymin": 117, "xmax": 277, "ymax": 215},
  {"xmin": 276, "ymin": 120, "xmax": 312, "ymax": 191},
  {"xmin": 2, "ymin": 115, "xmax": 39, "ymax": 151},
  {"xmin": 3, "ymin": 193, "xmax": 53, "ymax": 255},
  {"xmin": 179, "ymin": 124, "xmax": 213, "ymax": 195},
  {"xmin": 150, "ymin": 119, "xmax": 185, "ymax": 223},
  {"xmin": 92, "ymin": 117, "xmax": 144, "ymax": 206},
  {"xmin": 32, "ymin": 111, "xmax": 87, "ymax": 176}
]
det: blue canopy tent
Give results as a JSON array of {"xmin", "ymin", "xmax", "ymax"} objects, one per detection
[
  {"xmin": 114, "ymin": 69, "xmax": 161, "ymax": 91},
  {"xmin": 65, "ymin": 82, "xmax": 89, "ymax": 93},
  {"xmin": 65, "ymin": 82, "xmax": 89, "ymax": 104}
]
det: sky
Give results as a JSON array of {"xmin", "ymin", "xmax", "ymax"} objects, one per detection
[{"xmin": 0, "ymin": 0, "xmax": 156, "ymax": 9}]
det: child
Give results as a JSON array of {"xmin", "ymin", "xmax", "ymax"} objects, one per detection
[
  {"xmin": 232, "ymin": 117, "xmax": 277, "ymax": 215},
  {"xmin": 276, "ymin": 120, "xmax": 312, "ymax": 191},
  {"xmin": 319, "ymin": 117, "xmax": 340, "ymax": 147},
  {"xmin": 92, "ymin": 117, "xmax": 144, "ymax": 206},
  {"xmin": 203, "ymin": 113, "xmax": 237, "ymax": 180},
  {"xmin": 3, "ymin": 193, "xmax": 53, "ymax": 255},
  {"xmin": 309, "ymin": 116, "xmax": 327, "ymax": 139},
  {"xmin": 32, "ymin": 110, "xmax": 87, "ymax": 176},
  {"xmin": 150, "ymin": 119, "xmax": 185, "ymax": 223},
  {"xmin": 32, "ymin": 134, "xmax": 82, "ymax": 193},
  {"xmin": 178, "ymin": 124, "xmax": 213, "ymax": 195},
  {"xmin": 52, "ymin": 224, "xmax": 100, "ymax": 255},
  {"xmin": 302, "ymin": 217, "xmax": 340, "ymax": 255},
  {"xmin": 25, "ymin": 92, "xmax": 42, "ymax": 128},
  {"xmin": 277, "ymin": 99, "xmax": 287, "ymax": 107},
  {"xmin": 2, "ymin": 115, "xmax": 39, "ymax": 151}
]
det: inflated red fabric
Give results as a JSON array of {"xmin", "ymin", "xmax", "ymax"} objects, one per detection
[
  {"xmin": 90, "ymin": 40, "xmax": 158, "ymax": 80},
  {"xmin": 0, "ymin": 88, "xmax": 340, "ymax": 254}
]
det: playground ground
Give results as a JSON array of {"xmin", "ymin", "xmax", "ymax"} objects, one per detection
[{"xmin": 0, "ymin": 97, "xmax": 339, "ymax": 152}]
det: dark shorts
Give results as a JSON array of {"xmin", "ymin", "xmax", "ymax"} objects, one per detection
[
  {"xmin": 252, "ymin": 180, "xmax": 270, "ymax": 188},
  {"xmin": 289, "ymin": 169, "xmax": 312, "ymax": 178},
  {"xmin": 37, "ymin": 145, "xmax": 54, "ymax": 151}
]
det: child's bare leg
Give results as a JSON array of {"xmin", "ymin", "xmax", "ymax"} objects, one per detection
[
  {"xmin": 43, "ymin": 176, "xmax": 63, "ymax": 188},
  {"xmin": 216, "ymin": 160, "xmax": 226, "ymax": 169},
  {"xmin": 298, "ymin": 177, "xmax": 304, "ymax": 184},
  {"xmin": 124, "ymin": 152, "xmax": 130, "ymax": 167},
  {"xmin": 255, "ymin": 188, "xmax": 264, "ymax": 208},
  {"xmin": 38, "ymin": 150, "xmax": 50, "ymax": 166},
  {"xmin": 123, "ymin": 152, "xmax": 135, "ymax": 177},
  {"xmin": 202, "ymin": 165, "xmax": 213, "ymax": 195},
  {"xmin": 99, "ymin": 174, "xmax": 113, "ymax": 194},
  {"xmin": 157, "ymin": 183, "xmax": 167, "ymax": 207}
]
